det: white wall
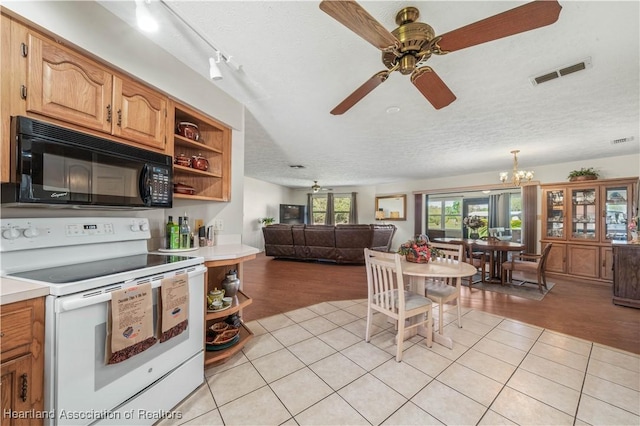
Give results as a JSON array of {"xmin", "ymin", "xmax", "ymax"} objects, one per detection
[
  {"xmin": 242, "ymin": 177, "xmax": 295, "ymax": 251},
  {"xmin": 1, "ymin": 1, "xmax": 246, "ymax": 250}
]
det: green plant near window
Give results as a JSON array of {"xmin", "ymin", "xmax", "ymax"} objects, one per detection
[
  {"xmin": 259, "ymin": 217, "xmax": 275, "ymax": 226},
  {"xmin": 567, "ymin": 167, "xmax": 600, "ymax": 181}
]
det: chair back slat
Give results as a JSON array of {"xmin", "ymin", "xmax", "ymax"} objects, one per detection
[
  {"xmin": 538, "ymin": 243, "xmax": 553, "ymax": 272},
  {"xmin": 365, "ymin": 249, "xmax": 404, "ymax": 313},
  {"xmin": 429, "ymin": 242, "xmax": 464, "ymax": 262}
]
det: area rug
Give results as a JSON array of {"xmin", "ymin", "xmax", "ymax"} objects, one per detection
[{"xmin": 463, "ymin": 275, "xmax": 555, "ymax": 301}]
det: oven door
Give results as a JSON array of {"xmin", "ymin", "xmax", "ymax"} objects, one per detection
[{"xmin": 45, "ymin": 266, "xmax": 204, "ymax": 425}]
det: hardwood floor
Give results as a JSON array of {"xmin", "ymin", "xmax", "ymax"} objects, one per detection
[{"xmin": 242, "ymin": 253, "xmax": 640, "ymax": 355}]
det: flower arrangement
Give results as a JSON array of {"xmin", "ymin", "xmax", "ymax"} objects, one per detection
[
  {"xmin": 398, "ymin": 235, "xmax": 442, "ymax": 263},
  {"xmin": 463, "ymin": 215, "xmax": 485, "ymax": 230}
]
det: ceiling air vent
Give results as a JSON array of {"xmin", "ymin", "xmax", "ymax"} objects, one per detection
[
  {"xmin": 530, "ymin": 57, "xmax": 592, "ymax": 86},
  {"xmin": 611, "ymin": 136, "xmax": 634, "ymax": 145}
]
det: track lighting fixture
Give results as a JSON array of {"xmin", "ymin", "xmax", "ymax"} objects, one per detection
[
  {"xmin": 209, "ymin": 52, "xmax": 223, "ymax": 81},
  {"xmin": 135, "ymin": 0, "xmax": 158, "ymax": 33},
  {"xmin": 159, "ymin": 1, "xmax": 243, "ymax": 81}
]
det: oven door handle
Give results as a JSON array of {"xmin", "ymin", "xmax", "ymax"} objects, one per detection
[
  {"xmin": 57, "ymin": 268, "xmax": 205, "ymax": 312},
  {"xmin": 59, "ymin": 292, "xmax": 115, "ymax": 311}
]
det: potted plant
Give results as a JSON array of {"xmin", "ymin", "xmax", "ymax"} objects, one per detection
[
  {"xmin": 259, "ymin": 217, "xmax": 275, "ymax": 226},
  {"xmin": 568, "ymin": 167, "xmax": 600, "ymax": 182}
]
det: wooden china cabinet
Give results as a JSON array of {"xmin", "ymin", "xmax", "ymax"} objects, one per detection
[{"xmin": 541, "ymin": 177, "xmax": 638, "ymax": 283}]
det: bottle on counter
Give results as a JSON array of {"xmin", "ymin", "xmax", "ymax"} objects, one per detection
[
  {"xmin": 167, "ymin": 216, "xmax": 180, "ymax": 249},
  {"xmin": 180, "ymin": 214, "xmax": 191, "ymax": 249}
]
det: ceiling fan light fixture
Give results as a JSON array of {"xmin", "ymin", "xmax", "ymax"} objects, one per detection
[
  {"xmin": 311, "ymin": 180, "xmax": 321, "ymax": 193},
  {"xmin": 499, "ymin": 150, "xmax": 534, "ymax": 187}
]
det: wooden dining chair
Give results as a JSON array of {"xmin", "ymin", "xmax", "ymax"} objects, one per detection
[
  {"xmin": 501, "ymin": 243, "xmax": 553, "ymax": 292},
  {"xmin": 464, "ymin": 242, "xmax": 487, "ymax": 288},
  {"xmin": 424, "ymin": 242, "xmax": 464, "ymax": 334},
  {"xmin": 364, "ymin": 249, "xmax": 433, "ymax": 361}
]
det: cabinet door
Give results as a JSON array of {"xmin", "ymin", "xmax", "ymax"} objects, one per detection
[
  {"xmin": 568, "ymin": 186, "xmax": 599, "ymax": 242},
  {"xmin": 601, "ymin": 183, "xmax": 632, "ymax": 243},
  {"xmin": 542, "ymin": 188, "xmax": 567, "ymax": 240},
  {"xmin": 546, "ymin": 243, "xmax": 566, "ymax": 273},
  {"xmin": 1, "ymin": 354, "xmax": 33, "ymax": 426},
  {"xmin": 601, "ymin": 246, "xmax": 614, "ymax": 281},
  {"xmin": 567, "ymin": 244, "xmax": 599, "ymax": 278},
  {"xmin": 112, "ymin": 77, "xmax": 167, "ymax": 150},
  {"xmin": 27, "ymin": 33, "xmax": 112, "ymax": 133}
]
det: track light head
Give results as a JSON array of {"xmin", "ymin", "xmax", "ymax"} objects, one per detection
[
  {"xmin": 209, "ymin": 57, "xmax": 222, "ymax": 81},
  {"xmin": 135, "ymin": 0, "xmax": 158, "ymax": 32}
]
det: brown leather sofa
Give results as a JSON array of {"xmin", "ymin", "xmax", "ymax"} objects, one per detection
[{"xmin": 262, "ymin": 224, "xmax": 396, "ymax": 264}]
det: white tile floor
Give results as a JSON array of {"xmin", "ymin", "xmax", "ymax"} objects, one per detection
[{"xmin": 158, "ymin": 300, "xmax": 640, "ymax": 426}]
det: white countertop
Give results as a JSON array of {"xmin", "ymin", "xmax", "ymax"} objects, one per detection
[
  {"xmin": 191, "ymin": 244, "xmax": 260, "ymax": 261},
  {"xmin": 0, "ymin": 277, "xmax": 50, "ymax": 306}
]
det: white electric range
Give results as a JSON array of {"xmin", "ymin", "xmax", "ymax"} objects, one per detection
[{"xmin": 1, "ymin": 217, "xmax": 206, "ymax": 425}]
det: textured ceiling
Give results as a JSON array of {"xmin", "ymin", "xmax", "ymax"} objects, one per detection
[{"xmin": 98, "ymin": 1, "xmax": 640, "ymax": 190}]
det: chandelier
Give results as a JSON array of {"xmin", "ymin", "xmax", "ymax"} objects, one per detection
[
  {"xmin": 499, "ymin": 150, "xmax": 534, "ymax": 186},
  {"xmin": 311, "ymin": 180, "xmax": 321, "ymax": 193}
]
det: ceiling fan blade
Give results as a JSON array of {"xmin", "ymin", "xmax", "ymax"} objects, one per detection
[
  {"xmin": 319, "ymin": 0, "xmax": 399, "ymax": 52},
  {"xmin": 411, "ymin": 67, "xmax": 456, "ymax": 110},
  {"xmin": 437, "ymin": 0, "xmax": 562, "ymax": 53},
  {"xmin": 330, "ymin": 71, "xmax": 389, "ymax": 115}
]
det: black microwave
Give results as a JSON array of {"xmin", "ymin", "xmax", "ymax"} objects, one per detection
[{"xmin": 2, "ymin": 116, "xmax": 173, "ymax": 209}]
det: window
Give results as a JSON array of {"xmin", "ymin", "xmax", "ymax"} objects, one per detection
[
  {"xmin": 310, "ymin": 193, "xmax": 355, "ymax": 225},
  {"xmin": 311, "ymin": 196, "xmax": 327, "ymax": 224},
  {"xmin": 428, "ymin": 198, "xmax": 462, "ymax": 230},
  {"xmin": 333, "ymin": 195, "xmax": 352, "ymax": 224}
]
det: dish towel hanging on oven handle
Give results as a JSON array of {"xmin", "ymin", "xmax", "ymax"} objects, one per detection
[
  {"xmin": 106, "ymin": 282, "xmax": 157, "ymax": 365},
  {"xmin": 158, "ymin": 274, "xmax": 189, "ymax": 343}
]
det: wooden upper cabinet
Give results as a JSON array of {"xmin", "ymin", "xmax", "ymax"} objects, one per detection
[
  {"xmin": 27, "ymin": 32, "xmax": 113, "ymax": 133},
  {"xmin": 113, "ymin": 77, "xmax": 166, "ymax": 150},
  {"xmin": 24, "ymin": 31, "xmax": 167, "ymax": 152}
]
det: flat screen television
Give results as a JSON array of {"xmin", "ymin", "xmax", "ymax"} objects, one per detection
[{"xmin": 280, "ymin": 204, "xmax": 307, "ymax": 224}]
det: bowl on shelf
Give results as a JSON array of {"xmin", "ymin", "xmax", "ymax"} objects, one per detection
[
  {"xmin": 174, "ymin": 154, "xmax": 191, "ymax": 167},
  {"xmin": 173, "ymin": 183, "xmax": 195, "ymax": 195},
  {"xmin": 176, "ymin": 121, "xmax": 200, "ymax": 141},
  {"xmin": 191, "ymin": 155, "xmax": 209, "ymax": 171}
]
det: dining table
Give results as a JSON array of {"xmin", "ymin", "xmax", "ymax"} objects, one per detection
[
  {"xmin": 400, "ymin": 257, "xmax": 477, "ymax": 349},
  {"xmin": 433, "ymin": 237, "xmax": 525, "ymax": 284}
]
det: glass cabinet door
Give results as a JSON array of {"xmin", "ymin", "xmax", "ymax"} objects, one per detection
[
  {"xmin": 602, "ymin": 185, "xmax": 631, "ymax": 242},
  {"xmin": 570, "ymin": 187, "xmax": 598, "ymax": 240},
  {"xmin": 544, "ymin": 189, "xmax": 566, "ymax": 239}
]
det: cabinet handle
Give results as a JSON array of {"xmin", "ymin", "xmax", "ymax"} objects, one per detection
[
  {"xmin": 20, "ymin": 373, "xmax": 28, "ymax": 402},
  {"xmin": 117, "ymin": 109, "xmax": 122, "ymax": 127},
  {"xmin": 20, "ymin": 42, "xmax": 28, "ymax": 57},
  {"xmin": 20, "ymin": 85, "xmax": 27, "ymax": 100},
  {"xmin": 106, "ymin": 104, "xmax": 112, "ymax": 123}
]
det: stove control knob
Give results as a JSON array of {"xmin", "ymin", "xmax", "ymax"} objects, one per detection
[
  {"xmin": 23, "ymin": 226, "xmax": 39, "ymax": 238},
  {"xmin": 2, "ymin": 228, "xmax": 20, "ymax": 240},
  {"xmin": 139, "ymin": 222, "xmax": 149, "ymax": 232},
  {"xmin": 130, "ymin": 223, "xmax": 140, "ymax": 232}
]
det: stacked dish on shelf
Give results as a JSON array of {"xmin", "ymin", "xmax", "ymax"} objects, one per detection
[{"xmin": 206, "ymin": 322, "xmax": 240, "ymax": 351}]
